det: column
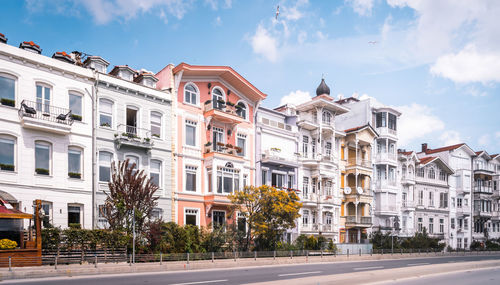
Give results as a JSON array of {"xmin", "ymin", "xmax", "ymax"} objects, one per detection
[
  {"xmin": 358, "ymin": 229, "xmax": 361, "ymax": 243},
  {"xmin": 355, "ymin": 202, "xmax": 359, "ymax": 222},
  {"xmin": 346, "ymin": 229, "xmax": 349, "ymax": 243}
]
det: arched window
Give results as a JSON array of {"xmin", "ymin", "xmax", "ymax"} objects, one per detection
[
  {"xmin": 428, "ymin": 167, "xmax": 436, "ymax": 179},
  {"xmin": 68, "ymin": 146, "xmax": 83, "ymax": 179},
  {"xmin": 236, "ymin": 102, "xmax": 247, "ymax": 119},
  {"xmin": 35, "ymin": 141, "xmax": 52, "ymax": 175},
  {"xmin": 0, "ymin": 134, "xmax": 16, "ymax": 171},
  {"xmin": 99, "ymin": 151, "xmax": 113, "ymax": 182},
  {"xmin": 322, "ymin": 111, "xmax": 332, "ymax": 124},
  {"xmin": 184, "ymin": 83, "xmax": 198, "ymax": 105},
  {"xmin": 0, "ymin": 73, "xmax": 16, "ymax": 107},
  {"xmin": 212, "ymin": 88, "xmax": 224, "ymax": 110},
  {"xmin": 99, "ymin": 99, "xmax": 113, "ymax": 128}
]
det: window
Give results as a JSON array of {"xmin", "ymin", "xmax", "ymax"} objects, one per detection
[
  {"xmin": 312, "ymin": 139, "xmax": 316, "ymax": 156},
  {"xmin": 325, "ymin": 142, "xmax": 332, "ymax": 156},
  {"xmin": 417, "ymin": 168, "xmax": 424, "ymax": 177},
  {"xmin": 451, "ymin": 218, "xmax": 455, "ymax": 229},
  {"xmin": 185, "ymin": 166, "xmax": 197, "ymax": 192},
  {"xmin": 212, "ymin": 210, "xmax": 225, "ymax": 229},
  {"xmin": 418, "ymin": 190, "xmax": 424, "ymax": 205},
  {"xmin": 125, "ymin": 155, "xmax": 139, "ymax": 174},
  {"xmin": 303, "ymin": 177, "xmax": 309, "ymax": 195},
  {"xmin": 302, "ymin": 136, "xmax": 309, "ymax": 157},
  {"xmin": 237, "ymin": 212, "xmax": 247, "ymax": 233},
  {"xmin": 151, "ymin": 208, "xmax": 163, "ymax": 220},
  {"xmin": 428, "ymin": 167, "xmax": 435, "ymax": 179},
  {"xmin": 272, "ymin": 173, "xmax": 285, "ymax": 188},
  {"xmin": 69, "ymin": 93, "xmax": 82, "ymax": 121},
  {"xmin": 184, "ymin": 84, "xmax": 198, "ymax": 105},
  {"xmin": 439, "ymin": 193, "xmax": 448, "ymax": 208},
  {"xmin": 457, "ymin": 238, "xmax": 462, "ymax": 249},
  {"xmin": 388, "ymin": 113, "xmax": 397, "ymax": 130},
  {"xmin": 322, "ymin": 111, "xmax": 331, "ymax": 124},
  {"xmin": 439, "ymin": 219, "xmax": 444, "ymax": 233},
  {"xmin": 99, "ymin": 99, "xmax": 113, "ymax": 127},
  {"xmin": 376, "ymin": 112, "xmax": 387, "ymax": 128},
  {"xmin": 429, "ymin": 191, "xmax": 434, "ymax": 206},
  {"xmin": 303, "ymin": 210, "xmax": 309, "ymax": 225},
  {"xmin": 0, "ymin": 136, "xmax": 15, "ymax": 171},
  {"xmin": 35, "ymin": 141, "xmax": 51, "ymax": 175},
  {"xmin": 464, "ymin": 238, "xmax": 468, "ymax": 248},
  {"xmin": 243, "ymin": 174, "xmax": 248, "ymax": 188},
  {"xmin": 185, "ymin": 209, "xmax": 198, "ymax": 226},
  {"xmin": 418, "ymin": 217, "xmax": 423, "ymax": 232},
  {"xmin": 236, "ymin": 102, "xmax": 247, "ymax": 119},
  {"xmin": 217, "ymin": 166, "xmax": 239, "ymax": 193},
  {"xmin": 429, "ymin": 218, "xmax": 434, "ymax": 234},
  {"xmin": 150, "ymin": 160, "xmax": 161, "ymax": 187},
  {"xmin": 261, "ymin": 170, "xmax": 267, "ymax": 185},
  {"xmin": 151, "ymin": 112, "xmax": 162, "ymax": 139},
  {"xmin": 288, "ymin": 175, "xmax": 294, "ymax": 189},
  {"xmin": 185, "ymin": 120, "xmax": 197, "ymax": 146},
  {"xmin": 0, "ymin": 74, "xmax": 16, "ymax": 106},
  {"xmin": 312, "ymin": 178, "xmax": 317, "ymax": 193},
  {"xmin": 99, "ymin": 151, "xmax": 112, "ymax": 182},
  {"xmin": 212, "ymin": 88, "xmax": 224, "ymax": 110},
  {"xmin": 40, "ymin": 201, "xmax": 53, "ymax": 228},
  {"xmin": 68, "ymin": 205, "xmax": 81, "ymax": 226},
  {"xmin": 68, "ymin": 147, "xmax": 82, "ymax": 178},
  {"xmin": 325, "ymin": 212, "xmax": 333, "ymax": 225},
  {"xmin": 464, "ymin": 218, "xmax": 468, "ymax": 229},
  {"xmin": 212, "ymin": 127, "xmax": 224, "ymax": 151},
  {"xmin": 237, "ymin": 134, "xmax": 246, "ymax": 157},
  {"xmin": 457, "ymin": 198, "xmax": 462, "ymax": 208},
  {"xmin": 439, "ymin": 170, "xmax": 446, "ymax": 181},
  {"xmin": 36, "ymin": 84, "xmax": 50, "ymax": 112}
]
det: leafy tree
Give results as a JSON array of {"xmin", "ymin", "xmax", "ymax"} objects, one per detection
[
  {"xmin": 229, "ymin": 185, "xmax": 302, "ymax": 251},
  {"xmin": 201, "ymin": 225, "xmax": 228, "ymax": 252},
  {"xmin": 103, "ymin": 159, "xmax": 159, "ymax": 235}
]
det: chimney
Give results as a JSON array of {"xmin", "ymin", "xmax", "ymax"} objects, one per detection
[{"xmin": 421, "ymin": 143, "xmax": 428, "ymax": 153}]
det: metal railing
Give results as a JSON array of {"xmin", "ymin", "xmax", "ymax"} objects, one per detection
[
  {"xmin": 18, "ymin": 99, "xmax": 74, "ymax": 125},
  {"xmin": 203, "ymin": 100, "xmax": 244, "ymax": 119},
  {"xmin": 345, "ymin": 216, "xmax": 372, "ymax": 224},
  {"xmin": 347, "ymin": 158, "xmax": 372, "ymax": 168}
]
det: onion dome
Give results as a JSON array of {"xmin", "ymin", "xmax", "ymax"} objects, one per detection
[{"xmin": 316, "ymin": 78, "xmax": 330, "ymax": 96}]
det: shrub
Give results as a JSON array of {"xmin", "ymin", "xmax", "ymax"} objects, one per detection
[
  {"xmin": 35, "ymin": 168, "xmax": 49, "ymax": 175},
  {"xmin": 0, "ymin": 239, "xmax": 17, "ymax": 250}
]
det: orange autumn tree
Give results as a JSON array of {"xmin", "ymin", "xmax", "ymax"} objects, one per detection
[{"xmin": 229, "ymin": 185, "xmax": 302, "ymax": 251}]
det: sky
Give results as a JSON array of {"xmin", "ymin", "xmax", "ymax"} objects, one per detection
[{"xmin": 1, "ymin": 0, "xmax": 499, "ymax": 153}]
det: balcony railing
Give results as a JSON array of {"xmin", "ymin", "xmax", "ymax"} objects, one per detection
[
  {"xmin": 115, "ymin": 124, "xmax": 153, "ymax": 149},
  {"xmin": 374, "ymin": 179, "xmax": 397, "ymax": 188},
  {"xmin": 19, "ymin": 99, "xmax": 74, "ymax": 126},
  {"xmin": 347, "ymin": 158, "xmax": 372, "ymax": 168},
  {"xmin": 376, "ymin": 126, "xmax": 397, "ymax": 137},
  {"xmin": 474, "ymin": 186, "xmax": 493, "ymax": 194},
  {"xmin": 375, "ymin": 152, "xmax": 397, "ymax": 162},
  {"xmin": 204, "ymin": 100, "xmax": 245, "ymax": 119},
  {"xmin": 204, "ymin": 142, "xmax": 243, "ymax": 157},
  {"xmin": 473, "ymin": 164, "xmax": 494, "ymax": 172},
  {"xmin": 345, "ymin": 216, "xmax": 372, "ymax": 225},
  {"xmin": 321, "ymin": 224, "xmax": 334, "ymax": 232},
  {"xmin": 262, "ymin": 149, "xmax": 298, "ymax": 165},
  {"xmin": 301, "ymin": 224, "xmax": 319, "ymax": 232}
]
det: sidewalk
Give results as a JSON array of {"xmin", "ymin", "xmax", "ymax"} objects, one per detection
[{"xmin": 0, "ymin": 251, "xmax": 498, "ymax": 281}]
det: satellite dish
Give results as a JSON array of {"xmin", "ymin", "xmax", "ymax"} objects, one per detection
[
  {"xmin": 357, "ymin": 187, "xmax": 363, "ymax": 194},
  {"xmin": 344, "ymin": 187, "xmax": 352, "ymax": 194}
]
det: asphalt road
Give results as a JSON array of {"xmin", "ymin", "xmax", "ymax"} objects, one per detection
[
  {"xmin": 5, "ymin": 254, "xmax": 500, "ymax": 285},
  {"xmin": 385, "ymin": 266, "xmax": 500, "ymax": 285}
]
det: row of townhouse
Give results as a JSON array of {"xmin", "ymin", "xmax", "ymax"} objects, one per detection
[{"xmin": 1, "ymin": 33, "xmax": 499, "ymax": 249}]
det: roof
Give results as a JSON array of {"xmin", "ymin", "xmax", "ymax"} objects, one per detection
[
  {"xmin": 134, "ymin": 72, "xmax": 159, "ymax": 83},
  {"xmin": 0, "ymin": 200, "xmax": 32, "ymax": 219},
  {"xmin": 417, "ymin": 156, "xmax": 454, "ymax": 174},
  {"xmin": 109, "ymin": 65, "xmax": 137, "ymax": 76},
  {"xmin": 21, "ymin": 41, "xmax": 40, "ymax": 48},
  {"xmin": 398, "ymin": 150, "xmax": 414, "ymax": 155},
  {"xmin": 316, "ymin": 78, "xmax": 330, "ymax": 96},
  {"xmin": 422, "ymin": 143, "xmax": 475, "ymax": 156},
  {"xmin": 335, "ymin": 97, "xmax": 360, "ymax": 104},
  {"xmin": 344, "ymin": 124, "xmax": 379, "ymax": 138},
  {"xmin": 172, "ymin": 63, "xmax": 267, "ymax": 102}
]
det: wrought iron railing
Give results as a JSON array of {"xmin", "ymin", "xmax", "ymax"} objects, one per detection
[{"xmin": 18, "ymin": 99, "xmax": 74, "ymax": 126}]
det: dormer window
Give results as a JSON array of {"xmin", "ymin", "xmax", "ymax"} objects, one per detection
[
  {"xmin": 134, "ymin": 72, "xmax": 159, "ymax": 88},
  {"xmin": 109, "ymin": 65, "xmax": 136, "ymax": 81},
  {"xmin": 83, "ymin": 56, "xmax": 110, "ymax": 73},
  {"xmin": 120, "ymin": 70, "xmax": 133, "ymax": 81}
]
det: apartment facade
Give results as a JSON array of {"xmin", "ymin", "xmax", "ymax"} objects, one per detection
[
  {"xmin": 156, "ymin": 63, "xmax": 266, "ymax": 228},
  {"xmin": 0, "ymin": 40, "xmax": 94, "ymax": 228},
  {"xmin": 472, "ymin": 151, "xmax": 497, "ymax": 242},
  {"xmin": 0, "ymin": 35, "xmax": 173, "ymax": 229}
]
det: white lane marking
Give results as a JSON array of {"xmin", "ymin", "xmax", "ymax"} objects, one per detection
[
  {"xmin": 353, "ymin": 266, "xmax": 384, "ymax": 271},
  {"xmin": 278, "ymin": 271, "xmax": 322, "ymax": 277},
  {"xmin": 170, "ymin": 280, "xmax": 228, "ymax": 285},
  {"xmin": 407, "ymin": 262, "xmax": 431, "ymax": 266}
]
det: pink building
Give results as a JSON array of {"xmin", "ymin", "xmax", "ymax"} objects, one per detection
[{"xmin": 156, "ymin": 63, "xmax": 266, "ymax": 227}]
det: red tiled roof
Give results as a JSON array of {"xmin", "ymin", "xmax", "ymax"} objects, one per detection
[
  {"xmin": 423, "ymin": 143, "xmax": 465, "ymax": 154},
  {"xmin": 418, "ymin": 156, "xmax": 436, "ymax": 165},
  {"xmin": 399, "ymin": 151, "xmax": 414, "ymax": 155},
  {"xmin": 344, "ymin": 125, "xmax": 366, "ymax": 133},
  {"xmin": 475, "ymin": 151, "xmax": 482, "ymax": 155},
  {"xmin": 23, "ymin": 41, "xmax": 40, "ymax": 48}
]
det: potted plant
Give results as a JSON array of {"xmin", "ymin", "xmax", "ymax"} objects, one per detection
[
  {"xmin": 0, "ymin": 98, "xmax": 15, "ymax": 107},
  {"xmin": 0, "ymin": 164, "xmax": 14, "ymax": 171},
  {"xmin": 226, "ymin": 143, "xmax": 233, "ymax": 148},
  {"xmin": 68, "ymin": 172, "xmax": 81, "ymax": 179},
  {"xmin": 144, "ymin": 137, "xmax": 151, "ymax": 143},
  {"xmin": 70, "ymin": 114, "xmax": 82, "ymax": 121},
  {"xmin": 100, "ymin": 122, "xmax": 111, "ymax": 127},
  {"xmin": 226, "ymin": 101, "xmax": 235, "ymax": 107},
  {"xmin": 35, "ymin": 168, "xmax": 49, "ymax": 175},
  {"xmin": 216, "ymin": 142, "xmax": 226, "ymax": 147}
]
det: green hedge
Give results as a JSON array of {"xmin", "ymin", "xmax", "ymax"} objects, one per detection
[{"xmin": 42, "ymin": 228, "xmax": 129, "ymax": 251}]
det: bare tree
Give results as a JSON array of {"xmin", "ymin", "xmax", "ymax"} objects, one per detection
[{"xmin": 103, "ymin": 159, "xmax": 159, "ymax": 234}]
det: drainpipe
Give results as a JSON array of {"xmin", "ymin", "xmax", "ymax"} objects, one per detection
[{"xmin": 86, "ymin": 70, "xmax": 99, "ymax": 229}]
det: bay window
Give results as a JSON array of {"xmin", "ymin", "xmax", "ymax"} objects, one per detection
[{"xmin": 217, "ymin": 166, "xmax": 240, "ymax": 194}]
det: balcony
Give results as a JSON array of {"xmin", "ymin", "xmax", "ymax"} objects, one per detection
[
  {"xmin": 18, "ymin": 100, "xmax": 73, "ymax": 134},
  {"xmin": 297, "ymin": 113, "xmax": 319, "ymax": 130},
  {"xmin": 401, "ymin": 175, "xmax": 416, "ymax": 185},
  {"xmin": 374, "ymin": 179, "xmax": 397, "ymax": 189},
  {"xmin": 204, "ymin": 142, "xmax": 244, "ymax": 160},
  {"xmin": 455, "ymin": 207, "xmax": 471, "ymax": 216},
  {"xmin": 301, "ymin": 224, "xmax": 319, "ymax": 232},
  {"xmin": 347, "ymin": 158, "xmax": 372, "ymax": 168},
  {"xmin": 301, "ymin": 193, "xmax": 319, "ymax": 203},
  {"xmin": 261, "ymin": 149, "xmax": 299, "ymax": 168},
  {"xmin": 374, "ymin": 152, "xmax": 397, "ymax": 164},
  {"xmin": 473, "ymin": 164, "xmax": 494, "ymax": 174},
  {"xmin": 114, "ymin": 124, "xmax": 153, "ymax": 150},
  {"xmin": 474, "ymin": 210, "xmax": 492, "ymax": 218},
  {"xmin": 345, "ymin": 216, "xmax": 372, "ymax": 228},
  {"xmin": 203, "ymin": 100, "xmax": 245, "ymax": 124},
  {"xmin": 375, "ymin": 126, "xmax": 397, "ymax": 138},
  {"xmin": 321, "ymin": 224, "xmax": 336, "ymax": 233},
  {"xmin": 474, "ymin": 185, "xmax": 493, "ymax": 194},
  {"xmin": 401, "ymin": 201, "xmax": 416, "ymax": 210}
]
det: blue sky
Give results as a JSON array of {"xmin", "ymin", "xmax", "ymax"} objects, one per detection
[{"xmin": 2, "ymin": 0, "xmax": 499, "ymax": 153}]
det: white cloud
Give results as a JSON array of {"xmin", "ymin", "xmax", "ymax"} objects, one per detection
[
  {"xmin": 297, "ymin": 31, "xmax": 307, "ymax": 44},
  {"xmin": 439, "ymin": 130, "xmax": 462, "ymax": 146},
  {"xmin": 280, "ymin": 90, "xmax": 312, "ymax": 106},
  {"xmin": 464, "ymin": 85, "xmax": 488, "ymax": 97},
  {"xmin": 478, "ymin": 134, "xmax": 491, "ymax": 147},
  {"xmin": 214, "ymin": 16, "xmax": 222, "ymax": 26},
  {"xmin": 251, "ymin": 25, "xmax": 278, "ymax": 62},
  {"xmin": 346, "ymin": 0, "xmax": 374, "ymax": 17},
  {"xmin": 430, "ymin": 44, "xmax": 500, "ymax": 84},
  {"xmin": 396, "ymin": 103, "xmax": 445, "ymax": 146}
]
